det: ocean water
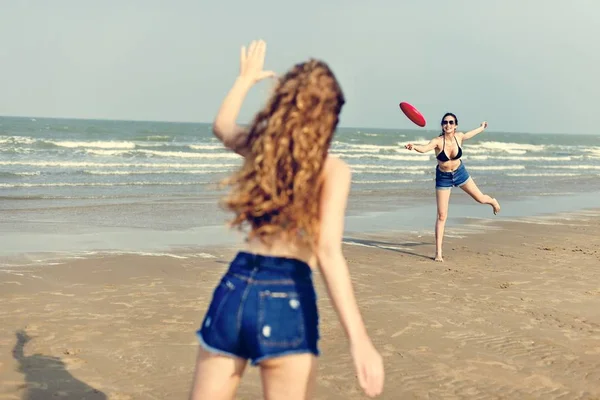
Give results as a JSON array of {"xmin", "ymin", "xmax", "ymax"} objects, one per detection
[{"xmin": 1, "ymin": 116, "xmax": 599, "ymax": 261}]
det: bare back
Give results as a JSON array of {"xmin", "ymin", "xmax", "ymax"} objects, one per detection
[{"xmin": 245, "ymin": 155, "xmax": 349, "ymax": 268}]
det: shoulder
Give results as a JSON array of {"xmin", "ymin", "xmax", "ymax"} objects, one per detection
[
  {"xmin": 323, "ymin": 155, "xmax": 351, "ymax": 180},
  {"xmin": 319, "ymin": 156, "xmax": 351, "ymax": 208},
  {"xmin": 430, "ymin": 136, "xmax": 443, "ymax": 145},
  {"xmin": 322, "ymin": 155, "xmax": 352, "ymax": 189}
]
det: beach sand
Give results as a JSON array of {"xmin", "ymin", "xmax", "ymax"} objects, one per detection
[{"xmin": 1, "ymin": 211, "xmax": 599, "ymax": 399}]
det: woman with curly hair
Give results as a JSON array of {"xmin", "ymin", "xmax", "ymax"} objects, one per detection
[{"xmin": 189, "ymin": 40, "xmax": 384, "ymax": 399}]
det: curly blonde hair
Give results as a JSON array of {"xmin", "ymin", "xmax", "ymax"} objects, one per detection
[{"xmin": 221, "ymin": 59, "xmax": 345, "ymax": 248}]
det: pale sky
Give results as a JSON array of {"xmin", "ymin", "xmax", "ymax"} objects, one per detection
[{"xmin": 0, "ymin": 0, "xmax": 598, "ymax": 134}]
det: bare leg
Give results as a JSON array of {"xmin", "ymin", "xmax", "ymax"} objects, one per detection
[
  {"xmin": 435, "ymin": 188, "xmax": 452, "ymax": 262},
  {"xmin": 260, "ymin": 354, "xmax": 317, "ymax": 400},
  {"xmin": 189, "ymin": 347, "xmax": 247, "ymax": 400},
  {"xmin": 459, "ymin": 178, "xmax": 501, "ymax": 214}
]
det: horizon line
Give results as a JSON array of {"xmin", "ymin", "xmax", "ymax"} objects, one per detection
[{"xmin": 0, "ymin": 113, "xmax": 593, "ymax": 136}]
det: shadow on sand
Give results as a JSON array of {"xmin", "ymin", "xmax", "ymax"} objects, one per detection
[
  {"xmin": 210, "ymin": 237, "xmax": 435, "ymax": 263},
  {"xmin": 343, "ymin": 237, "xmax": 434, "ymax": 260},
  {"xmin": 12, "ymin": 329, "xmax": 107, "ymax": 400}
]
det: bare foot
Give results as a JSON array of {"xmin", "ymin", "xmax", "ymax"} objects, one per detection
[
  {"xmin": 491, "ymin": 198, "xmax": 501, "ymax": 215},
  {"xmin": 434, "ymin": 254, "xmax": 444, "ymax": 262}
]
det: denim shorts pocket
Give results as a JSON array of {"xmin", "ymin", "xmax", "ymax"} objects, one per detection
[
  {"xmin": 202, "ymin": 278, "xmax": 235, "ymax": 331},
  {"xmin": 258, "ymin": 290, "xmax": 305, "ymax": 347}
]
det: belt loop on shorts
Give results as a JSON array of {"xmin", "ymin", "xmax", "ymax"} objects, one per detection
[{"xmin": 249, "ymin": 253, "xmax": 259, "ymax": 280}]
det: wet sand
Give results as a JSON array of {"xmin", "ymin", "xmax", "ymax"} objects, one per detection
[{"xmin": 1, "ymin": 211, "xmax": 599, "ymax": 399}]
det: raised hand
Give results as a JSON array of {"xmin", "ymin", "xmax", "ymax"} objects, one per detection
[{"xmin": 239, "ymin": 40, "xmax": 276, "ymax": 84}]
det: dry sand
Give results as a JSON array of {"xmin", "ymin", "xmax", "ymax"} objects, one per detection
[{"xmin": 1, "ymin": 211, "xmax": 599, "ymax": 399}]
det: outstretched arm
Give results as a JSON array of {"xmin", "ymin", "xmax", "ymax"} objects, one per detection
[
  {"xmin": 405, "ymin": 137, "xmax": 438, "ymax": 153},
  {"xmin": 316, "ymin": 156, "xmax": 384, "ymax": 398},
  {"xmin": 462, "ymin": 121, "xmax": 488, "ymax": 141},
  {"xmin": 212, "ymin": 40, "xmax": 275, "ymax": 156}
]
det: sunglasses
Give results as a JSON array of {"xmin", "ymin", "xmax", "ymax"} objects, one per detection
[{"xmin": 442, "ymin": 120, "xmax": 456, "ymax": 125}]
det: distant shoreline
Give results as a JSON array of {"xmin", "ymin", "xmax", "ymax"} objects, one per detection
[{"xmin": 1, "ymin": 114, "xmax": 594, "ymax": 136}]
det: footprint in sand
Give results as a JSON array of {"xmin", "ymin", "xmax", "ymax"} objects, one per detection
[
  {"xmin": 391, "ymin": 322, "xmax": 428, "ymax": 338},
  {"xmin": 380, "ymin": 343, "xmax": 404, "ymax": 358}
]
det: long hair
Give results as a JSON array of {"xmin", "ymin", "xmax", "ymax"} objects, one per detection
[{"xmin": 221, "ymin": 59, "xmax": 345, "ymax": 248}]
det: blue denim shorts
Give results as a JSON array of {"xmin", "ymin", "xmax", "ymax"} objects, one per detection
[
  {"xmin": 197, "ymin": 252, "xmax": 319, "ymax": 366},
  {"xmin": 435, "ymin": 161, "xmax": 471, "ymax": 190}
]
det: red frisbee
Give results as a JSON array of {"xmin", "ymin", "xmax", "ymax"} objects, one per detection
[{"xmin": 399, "ymin": 102, "xmax": 426, "ymax": 127}]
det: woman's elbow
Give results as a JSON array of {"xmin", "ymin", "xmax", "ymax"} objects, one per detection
[{"xmin": 212, "ymin": 121, "xmax": 226, "ymax": 139}]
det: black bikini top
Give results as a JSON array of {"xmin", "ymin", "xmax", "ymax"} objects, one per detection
[{"xmin": 436, "ymin": 135, "xmax": 462, "ymax": 162}]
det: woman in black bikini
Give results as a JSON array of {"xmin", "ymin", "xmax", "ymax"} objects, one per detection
[{"xmin": 405, "ymin": 112, "xmax": 500, "ymax": 262}]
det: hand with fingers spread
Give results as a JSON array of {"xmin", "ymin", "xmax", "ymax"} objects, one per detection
[
  {"xmin": 212, "ymin": 39, "xmax": 277, "ymax": 155},
  {"xmin": 239, "ymin": 40, "xmax": 276, "ymax": 84},
  {"xmin": 351, "ymin": 339, "xmax": 385, "ymax": 397}
]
